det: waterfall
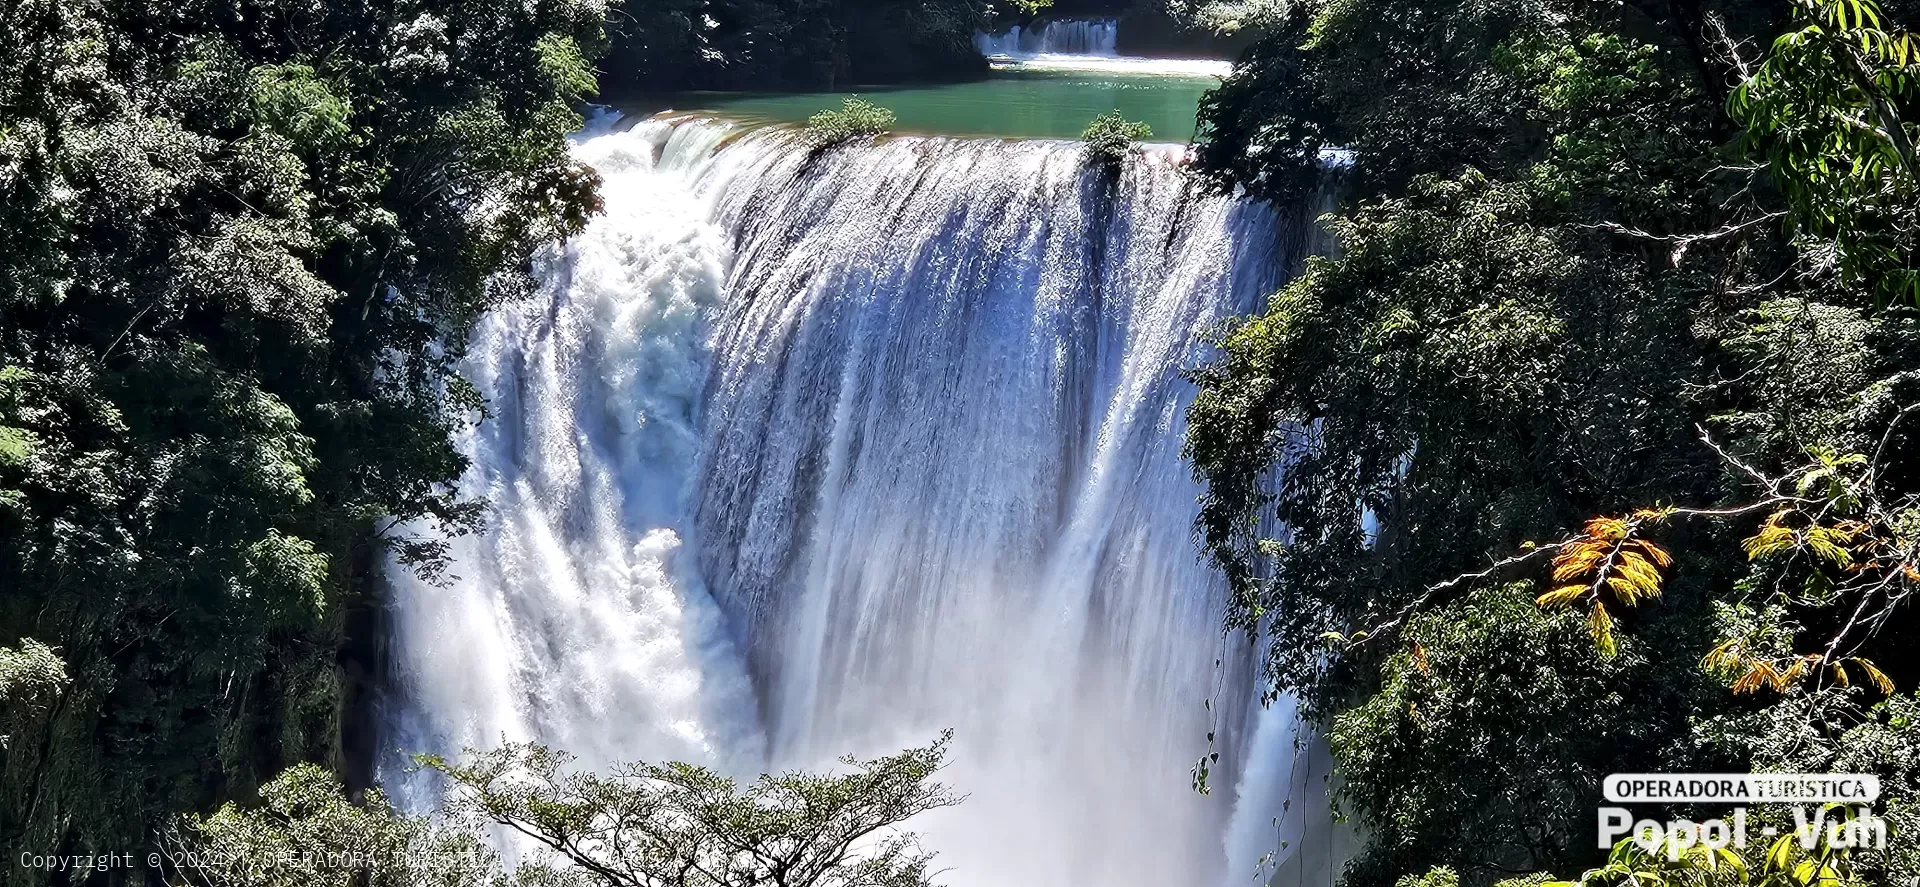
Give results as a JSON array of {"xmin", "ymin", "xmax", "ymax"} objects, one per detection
[
  {"xmin": 975, "ymin": 18, "xmax": 1120, "ymax": 57},
  {"xmin": 383, "ymin": 114, "xmax": 1334, "ymax": 886},
  {"xmin": 972, "ymin": 18, "xmax": 1233, "ymax": 77}
]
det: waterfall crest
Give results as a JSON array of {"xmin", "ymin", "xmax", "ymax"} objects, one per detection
[
  {"xmin": 975, "ymin": 18, "xmax": 1121, "ymax": 56},
  {"xmin": 384, "ymin": 115, "xmax": 1333, "ymax": 886},
  {"xmin": 973, "ymin": 18, "xmax": 1232, "ymax": 77}
]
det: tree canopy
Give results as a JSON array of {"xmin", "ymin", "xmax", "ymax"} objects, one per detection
[
  {"xmin": 1185, "ymin": 0, "xmax": 1920, "ymax": 881},
  {"xmin": 166, "ymin": 739, "xmax": 960, "ymax": 887},
  {"xmin": 0, "ymin": 0, "xmax": 603, "ymax": 866}
]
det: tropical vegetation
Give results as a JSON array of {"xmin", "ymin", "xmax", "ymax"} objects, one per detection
[
  {"xmin": 162, "ymin": 738, "xmax": 958, "ymax": 887},
  {"xmin": 1082, "ymin": 111, "xmax": 1155, "ymax": 168},
  {"xmin": 1183, "ymin": 0, "xmax": 1920, "ymax": 881},
  {"xmin": 2, "ymin": 0, "xmax": 1916, "ymax": 883},
  {"xmin": 806, "ymin": 98, "xmax": 899, "ymax": 147},
  {"xmin": 0, "ymin": 0, "xmax": 604, "ymax": 871}
]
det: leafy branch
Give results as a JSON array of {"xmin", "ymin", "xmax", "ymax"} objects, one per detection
[{"xmin": 1331, "ymin": 409, "xmax": 1919, "ymax": 691}]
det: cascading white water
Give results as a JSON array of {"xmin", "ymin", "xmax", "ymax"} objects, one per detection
[
  {"xmin": 381, "ymin": 115, "xmax": 768, "ymax": 784},
  {"xmin": 975, "ymin": 18, "xmax": 1120, "ymax": 56},
  {"xmin": 384, "ymin": 114, "xmax": 1335, "ymax": 886},
  {"xmin": 972, "ymin": 17, "xmax": 1233, "ymax": 77}
]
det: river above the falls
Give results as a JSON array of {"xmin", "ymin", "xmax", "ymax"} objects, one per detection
[{"xmin": 619, "ymin": 61, "xmax": 1228, "ymax": 142}]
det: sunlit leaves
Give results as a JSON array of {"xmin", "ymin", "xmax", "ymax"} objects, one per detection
[
  {"xmin": 1551, "ymin": 812, "xmax": 1867, "ymax": 887},
  {"xmin": 175, "ymin": 763, "xmax": 497, "ymax": 887},
  {"xmin": 806, "ymin": 97, "xmax": 896, "ymax": 148},
  {"xmin": 0, "ymin": 639, "xmax": 67, "ymax": 730},
  {"xmin": 1741, "ymin": 510, "xmax": 1868, "ymax": 567},
  {"xmin": 1331, "ymin": 586, "xmax": 1658, "ymax": 884},
  {"xmin": 247, "ymin": 64, "xmax": 351, "ymax": 150},
  {"xmin": 533, "ymin": 34, "xmax": 598, "ymax": 101},
  {"xmin": 1082, "ymin": 111, "xmax": 1154, "ymax": 169},
  {"xmin": 1798, "ymin": 445, "xmax": 1870, "ymax": 511},
  {"xmin": 1701, "ymin": 601, "xmax": 1897, "ymax": 697},
  {"xmin": 1538, "ymin": 512, "xmax": 1673, "ymax": 656}
]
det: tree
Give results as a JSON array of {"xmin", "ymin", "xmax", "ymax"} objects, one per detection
[
  {"xmin": 0, "ymin": 0, "xmax": 605, "ymax": 864},
  {"xmin": 420, "ymin": 733, "xmax": 962, "ymax": 887},
  {"xmin": 1183, "ymin": 0, "xmax": 1920, "ymax": 880},
  {"xmin": 1081, "ymin": 111, "xmax": 1153, "ymax": 170},
  {"xmin": 599, "ymin": 0, "xmax": 1004, "ymax": 94},
  {"xmin": 168, "ymin": 763, "xmax": 497, "ymax": 887},
  {"xmin": 0, "ymin": 641, "xmax": 65, "ymax": 750},
  {"xmin": 1731, "ymin": 0, "xmax": 1920, "ymax": 304}
]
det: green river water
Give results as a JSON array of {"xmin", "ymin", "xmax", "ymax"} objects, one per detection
[{"xmin": 622, "ymin": 59, "xmax": 1228, "ymax": 142}]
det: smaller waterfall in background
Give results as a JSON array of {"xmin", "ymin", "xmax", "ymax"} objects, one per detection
[
  {"xmin": 973, "ymin": 18, "xmax": 1233, "ymax": 77},
  {"xmin": 975, "ymin": 18, "xmax": 1121, "ymax": 56},
  {"xmin": 384, "ymin": 113, "xmax": 1341, "ymax": 886}
]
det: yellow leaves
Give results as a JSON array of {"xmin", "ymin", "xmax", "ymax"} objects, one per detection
[
  {"xmin": 1632, "ymin": 539, "xmax": 1673, "ymax": 569},
  {"xmin": 1807, "ymin": 523, "xmax": 1865, "ymax": 567},
  {"xmin": 1551, "ymin": 547, "xmax": 1607, "ymax": 583},
  {"xmin": 1852, "ymin": 656, "xmax": 1896, "ymax": 693},
  {"xmin": 1732, "ymin": 658, "xmax": 1785, "ymax": 695},
  {"xmin": 1743, "ymin": 512, "xmax": 1797, "ymax": 559},
  {"xmin": 1630, "ymin": 506, "xmax": 1678, "ymax": 524},
  {"xmin": 1539, "ymin": 513, "xmax": 1671, "ymax": 656},
  {"xmin": 1535, "ymin": 586, "xmax": 1587, "ymax": 608},
  {"xmin": 1766, "ymin": 833, "xmax": 1795, "ymax": 872},
  {"xmin": 1609, "ymin": 551, "xmax": 1665, "ymax": 605},
  {"xmin": 1702, "ymin": 636, "xmax": 1800, "ymax": 696},
  {"xmin": 1742, "ymin": 510, "xmax": 1867, "ymax": 567},
  {"xmin": 1790, "ymin": 856, "xmax": 1847, "ymax": 887},
  {"xmin": 1780, "ymin": 656, "xmax": 1811, "ymax": 686},
  {"xmin": 1702, "ymin": 640, "xmax": 1897, "ymax": 697},
  {"xmin": 1702, "ymin": 637, "xmax": 1743, "ymax": 673},
  {"xmin": 1589, "ymin": 602, "xmax": 1617, "ymax": 658},
  {"xmin": 1585, "ymin": 516, "xmax": 1630, "ymax": 542}
]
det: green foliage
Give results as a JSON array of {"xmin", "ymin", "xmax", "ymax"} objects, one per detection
[
  {"xmin": 807, "ymin": 98, "xmax": 898, "ymax": 147},
  {"xmin": 1731, "ymin": 0, "xmax": 1920, "ymax": 304},
  {"xmin": 169, "ymin": 740, "xmax": 962, "ymax": 887},
  {"xmin": 421, "ymin": 733, "xmax": 962, "ymax": 887},
  {"xmin": 1534, "ymin": 812, "xmax": 1885, "ymax": 887},
  {"xmin": 1185, "ymin": 0, "xmax": 1920, "ymax": 880},
  {"xmin": 0, "ymin": 0, "xmax": 605, "ymax": 866},
  {"xmin": 1397, "ymin": 867, "xmax": 1461, "ymax": 887},
  {"xmin": 1081, "ymin": 111, "xmax": 1153, "ymax": 168},
  {"xmin": 1186, "ymin": 168, "xmax": 1706, "ymax": 703},
  {"xmin": 171, "ymin": 763, "xmax": 496, "ymax": 887},
  {"xmin": 0, "ymin": 640, "xmax": 66, "ymax": 749},
  {"xmin": 1329, "ymin": 587, "xmax": 1704, "ymax": 884}
]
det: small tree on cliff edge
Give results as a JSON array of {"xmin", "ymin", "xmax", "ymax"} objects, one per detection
[{"xmin": 1083, "ymin": 111, "xmax": 1153, "ymax": 172}]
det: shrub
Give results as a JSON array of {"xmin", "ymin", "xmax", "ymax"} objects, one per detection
[
  {"xmin": 1082, "ymin": 111, "xmax": 1153, "ymax": 168},
  {"xmin": 807, "ymin": 97, "xmax": 896, "ymax": 147}
]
